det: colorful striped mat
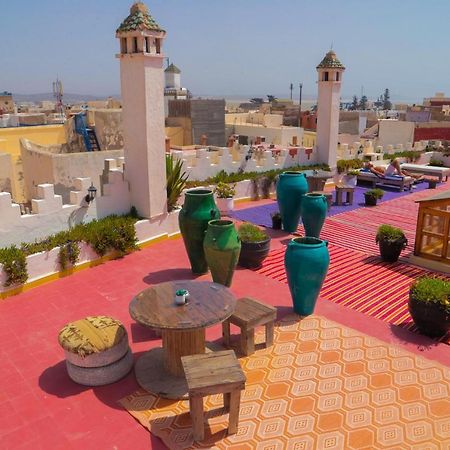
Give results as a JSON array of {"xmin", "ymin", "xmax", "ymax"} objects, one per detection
[{"xmin": 257, "ymin": 244, "xmax": 450, "ymax": 343}]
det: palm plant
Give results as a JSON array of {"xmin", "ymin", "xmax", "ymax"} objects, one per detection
[{"xmin": 166, "ymin": 154, "xmax": 189, "ymax": 212}]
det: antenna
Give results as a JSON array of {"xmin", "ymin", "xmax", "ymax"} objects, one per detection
[
  {"xmin": 52, "ymin": 77, "xmax": 65, "ymax": 117},
  {"xmin": 330, "ymin": 42, "xmax": 333, "ymax": 51}
]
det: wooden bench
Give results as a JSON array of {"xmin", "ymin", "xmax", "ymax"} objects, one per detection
[
  {"xmin": 181, "ymin": 350, "xmax": 246, "ymax": 442},
  {"xmin": 222, "ymin": 297, "xmax": 276, "ymax": 356},
  {"xmin": 335, "ymin": 185, "xmax": 355, "ymax": 206}
]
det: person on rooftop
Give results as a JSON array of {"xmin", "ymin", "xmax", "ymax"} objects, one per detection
[{"xmin": 365, "ymin": 159, "xmax": 424, "ymax": 181}]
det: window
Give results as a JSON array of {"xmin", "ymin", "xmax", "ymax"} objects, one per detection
[
  {"xmin": 323, "ymin": 72, "xmax": 329, "ymax": 81},
  {"xmin": 145, "ymin": 37, "xmax": 151, "ymax": 53},
  {"xmin": 120, "ymin": 38, "xmax": 127, "ymax": 54},
  {"xmin": 133, "ymin": 37, "xmax": 138, "ymax": 53},
  {"xmin": 155, "ymin": 38, "xmax": 161, "ymax": 54},
  {"xmin": 336, "ymin": 72, "xmax": 340, "ymax": 81}
]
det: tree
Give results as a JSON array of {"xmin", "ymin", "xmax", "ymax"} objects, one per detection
[
  {"xmin": 359, "ymin": 95, "xmax": 368, "ymax": 110},
  {"xmin": 382, "ymin": 88, "xmax": 392, "ymax": 110},
  {"xmin": 267, "ymin": 95, "xmax": 277, "ymax": 103},
  {"xmin": 351, "ymin": 95, "xmax": 359, "ymax": 110},
  {"xmin": 250, "ymin": 98, "xmax": 263, "ymax": 105},
  {"xmin": 373, "ymin": 95, "xmax": 383, "ymax": 109}
]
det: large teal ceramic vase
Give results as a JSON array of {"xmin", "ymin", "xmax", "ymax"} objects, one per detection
[
  {"xmin": 276, "ymin": 171, "xmax": 308, "ymax": 233},
  {"xmin": 204, "ymin": 220, "xmax": 241, "ymax": 287},
  {"xmin": 301, "ymin": 193, "xmax": 328, "ymax": 238},
  {"xmin": 179, "ymin": 189, "xmax": 220, "ymax": 274},
  {"xmin": 284, "ymin": 237, "xmax": 330, "ymax": 315}
]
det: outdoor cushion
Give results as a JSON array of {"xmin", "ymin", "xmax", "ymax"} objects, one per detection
[
  {"xmin": 58, "ymin": 316, "xmax": 126, "ymax": 357},
  {"xmin": 401, "ymin": 163, "xmax": 450, "ymax": 174}
]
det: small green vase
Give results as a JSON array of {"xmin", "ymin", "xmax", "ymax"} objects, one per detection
[
  {"xmin": 301, "ymin": 193, "xmax": 328, "ymax": 238},
  {"xmin": 179, "ymin": 189, "xmax": 220, "ymax": 274},
  {"xmin": 204, "ymin": 220, "xmax": 241, "ymax": 287},
  {"xmin": 284, "ymin": 237, "xmax": 329, "ymax": 315}
]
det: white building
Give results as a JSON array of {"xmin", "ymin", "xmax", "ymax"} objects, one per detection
[{"xmin": 164, "ymin": 63, "xmax": 189, "ymax": 117}]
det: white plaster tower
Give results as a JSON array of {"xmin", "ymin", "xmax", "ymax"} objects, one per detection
[
  {"xmin": 116, "ymin": 2, "xmax": 167, "ymax": 218},
  {"xmin": 315, "ymin": 50, "xmax": 345, "ymax": 170}
]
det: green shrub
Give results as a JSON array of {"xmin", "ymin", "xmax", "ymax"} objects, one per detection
[
  {"xmin": 376, "ymin": 224, "xmax": 406, "ymax": 242},
  {"xmin": 0, "ymin": 214, "xmax": 139, "ymax": 288},
  {"xmin": 83, "ymin": 216, "xmax": 137, "ymax": 256},
  {"xmin": 185, "ymin": 164, "xmax": 329, "ymax": 189},
  {"xmin": 429, "ymin": 158, "xmax": 445, "ymax": 167},
  {"xmin": 347, "ymin": 169, "xmax": 360, "ymax": 176},
  {"xmin": 386, "ymin": 150, "xmax": 421, "ymax": 163},
  {"xmin": 0, "ymin": 246, "xmax": 28, "ymax": 287},
  {"xmin": 337, "ymin": 159, "xmax": 364, "ymax": 174},
  {"xmin": 238, "ymin": 223, "xmax": 269, "ymax": 242},
  {"xmin": 59, "ymin": 241, "xmax": 80, "ymax": 270},
  {"xmin": 214, "ymin": 182, "xmax": 236, "ymax": 198},
  {"xmin": 410, "ymin": 277, "xmax": 450, "ymax": 312},
  {"xmin": 365, "ymin": 188, "xmax": 384, "ymax": 199},
  {"xmin": 166, "ymin": 154, "xmax": 189, "ymax": 211}
]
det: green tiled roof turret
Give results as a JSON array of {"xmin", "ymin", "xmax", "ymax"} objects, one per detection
[
  {"xmin": 117, "ymin": 2, "xmax": 164, "ymax": 33},
  {"xmin": 316, "ymin": 50, "xmax": 345, "ymax": 70}
]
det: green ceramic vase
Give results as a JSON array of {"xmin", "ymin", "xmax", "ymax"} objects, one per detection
[
  {"xmin": 204, "ymin": 220, "xmax": 241, "ymax": 287},
  {"xmin": 284, "ymin": 237, "xmax": 330, "ymax": 315},
  {"xmin": 179, "ymin": 189, "xmax": 220, "ymax": 274},
  {"xmin": 276, "ymin": 171, "xmax": 309, "ymax": 233},
  {"xmin": 301, "ymin": 193, "xmax": 328, "ymax": 238}
]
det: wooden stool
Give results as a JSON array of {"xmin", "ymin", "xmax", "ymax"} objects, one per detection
[
  {"xmin": 222, "ymin": 297, "xmax": 276, "ymax": 356},
  {"xmin": 181, "ymin": 350, "xmax": 246, "ymax": 442},
  {"xmin": 335, "ymin": 185, "xmax": 355, "ymax": 206},
  {"xmin": 311, "ymin": 190, "xmax": 333, "ymax": 210}
]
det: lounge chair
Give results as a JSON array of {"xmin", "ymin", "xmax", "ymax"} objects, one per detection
[
  {"xmin": 356, "ymin": 169, "xmax": 414, "ymax": 191},
  {"xmin": 400, "ymin": 163, "xmax": 450, "ymax": 182}
]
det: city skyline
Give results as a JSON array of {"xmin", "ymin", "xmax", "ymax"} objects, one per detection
[{"xmin": 1, "ymin": 0, "xmax": 449, "ymax": 103}]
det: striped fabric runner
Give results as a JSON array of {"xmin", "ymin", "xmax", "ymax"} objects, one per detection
[
  {"xmin": 256, "ymin": 183, "xmax": 450, "ymax": 343},
  {"xmin": 257, "ymin": 244, "xmax": 449, "ymax": 342}
]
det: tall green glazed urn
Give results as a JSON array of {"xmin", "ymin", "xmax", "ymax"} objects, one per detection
[
  {"xmin": 301, "ymin": 193, "xmax": 328, "ymax": 238},
  {"xmin": 204, "ymin": 220, "xmax": 241, "ymax": 287},
  {"xmin": 284, "ymin": 237, "xmax": 330, "ymax": 315},
  {"xmin": 179, "ymin": 189, "xmax": 220, "ymax": 274},
  {"xmin": 276, "ymin": 171, "xmax": 308, "ymax": 233}
]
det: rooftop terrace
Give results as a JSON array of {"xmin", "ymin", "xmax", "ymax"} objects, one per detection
[{"xmin": 0, "ymin": 181, "xmax": 449, "ymax": 449}]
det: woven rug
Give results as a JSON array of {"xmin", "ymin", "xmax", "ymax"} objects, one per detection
[
  {"xmin": 120, "ymin": 314, "xmax": 450, "ymax": 449},
  {"xmin": 257, "ymin": 244, "xmax": 450, "ymax": 344}
]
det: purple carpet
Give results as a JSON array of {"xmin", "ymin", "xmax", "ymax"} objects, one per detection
[{"xmin": 231, "ymin": 181, "xmax": 432, "ymax": 227}]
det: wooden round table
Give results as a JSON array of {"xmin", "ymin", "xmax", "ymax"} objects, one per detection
[{"xmin": 129, "ymin": 280, "xmax": 236, "ymax": 399}]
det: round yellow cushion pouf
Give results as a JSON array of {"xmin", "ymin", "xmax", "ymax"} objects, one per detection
[{"xmin": 58, "ymin": 315, "xmax": 126, "ymax": 357}]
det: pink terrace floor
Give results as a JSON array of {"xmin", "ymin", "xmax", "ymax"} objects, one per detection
[{"xmin": 1, "ymin": 202, "xmax": 450, "ymax": 449}]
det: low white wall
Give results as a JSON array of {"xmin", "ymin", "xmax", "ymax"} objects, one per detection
[
  {"xmin": 0, "ymin": 158, "xmax": 131, "ymax": 247},
  {"xmin": 0, "ymin": 210, "xmax": 180, "ymax": 293},
  {"xmin": 173, "ymin": 145, "xmax": 318, "ymax": 181}
]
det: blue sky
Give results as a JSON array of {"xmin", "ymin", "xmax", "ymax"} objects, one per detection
[{"xmin": 1, "ymin": 0, "xmax": 449, "ymax": 102}]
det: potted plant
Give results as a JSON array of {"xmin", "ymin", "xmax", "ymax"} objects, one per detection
[
  {"xmin": 408, "ymin": 276, "xmax": 450, "ymax": 337},
  {"xmin": 214, "ymin": 182, "xmax": 236, "ymax": 214},
  {"xmin": 237, "ymin": 222, "xmax": 271, "ymax": 269},
  {"xmin": 427, "ymin": 179, "xmax": 437, "ymax": 189},
  {"xmin": 375, "ymin": 224, "xmax": 408, "ymax": 262},
  {"xmin": 271, "ymin": 211, "xmax": 282, "ymax": 230},
  {"xmin": 364, "ymin": 188, "xmax": 384, "ymax": 206},
  {"xmin": 342, "ymin": 169, "xmax": 359, "ymax": 188}
]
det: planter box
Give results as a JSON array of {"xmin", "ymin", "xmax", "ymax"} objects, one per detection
[{"xmin": 0, "ymin": 210, "xmax": 181, "ymax": 294}]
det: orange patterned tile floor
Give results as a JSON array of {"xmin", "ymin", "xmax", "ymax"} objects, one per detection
[{"xmin": 120, "ymin": 314, "xmax": 450, "ymax": 449}]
